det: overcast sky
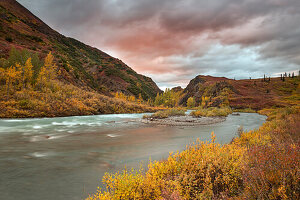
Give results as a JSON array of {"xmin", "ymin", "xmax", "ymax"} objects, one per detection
[{"xmin": 17, "ymin": 0, "xmax": 300, "ymax": 89}]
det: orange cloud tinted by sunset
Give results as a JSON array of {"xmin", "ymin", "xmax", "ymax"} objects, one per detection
[{"xmin": 19, "ymin": 0, "xmax": 300, "ymax": 88}]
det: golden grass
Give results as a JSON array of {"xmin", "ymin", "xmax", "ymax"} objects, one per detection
[{"xmin": 143, "ymin": 108, "xmax": 186, "ymax": 119}]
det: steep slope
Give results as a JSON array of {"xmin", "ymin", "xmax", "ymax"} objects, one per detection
[
  {"xmin": 180, "ymin": 75, "xmax": 300, "ymax": 110},
  {"xmin": 0, "ymin": 0, "xmax": 161, "ymax": 99}
]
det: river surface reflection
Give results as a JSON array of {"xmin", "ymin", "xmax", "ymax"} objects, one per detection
[{"xmin": 0, "ymin": 112, "xmax": 266, "ymax": 200}]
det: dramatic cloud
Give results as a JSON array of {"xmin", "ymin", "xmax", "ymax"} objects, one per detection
[{"xmin": 18, "ymin": 0, "xmax": 300, "ymax": 89}]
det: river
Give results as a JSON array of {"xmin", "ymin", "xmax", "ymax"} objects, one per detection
[{"xmin": 0, "ymin": 112, "xmax": 266, "ymax": 200}]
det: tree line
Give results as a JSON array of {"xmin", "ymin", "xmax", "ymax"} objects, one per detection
[{"xmin": 0, "ymin": 48, "xmax": 56, "ymax": 96}]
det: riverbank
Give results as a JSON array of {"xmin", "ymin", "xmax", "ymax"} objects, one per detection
[
  {"xmin": 0, "ymin": 112, "xmax": 266, "ymax": 200},
  {"xmin": 141, "ymin": 115, "xmax": 226, "ymax": 126},
  {"xmin": 88, "ymin": 106, "xmax": 299, "ymax": 200}
]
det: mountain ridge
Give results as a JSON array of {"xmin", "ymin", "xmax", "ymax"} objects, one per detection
[
  {"xmin": 0, "ymin": 0, "xmax": 162, "ymax": 99},
  {"xmin": 179, "ymin": 74, "xmax": 299, "ymax": 109}
]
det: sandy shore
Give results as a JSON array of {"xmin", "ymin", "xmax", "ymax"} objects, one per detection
[{"xmin": 141, "ymin": 115, "xmax": 226, "ymax": 126}]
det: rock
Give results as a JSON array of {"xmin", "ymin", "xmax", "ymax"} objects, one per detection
[{"xmin": 142, "ymin": 115, "xmax": 226, "ymax": 126}]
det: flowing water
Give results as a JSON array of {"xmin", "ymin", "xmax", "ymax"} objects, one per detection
[{"xmin": 0, "ymin": 112, "xmax": 266, "ymax": 200}]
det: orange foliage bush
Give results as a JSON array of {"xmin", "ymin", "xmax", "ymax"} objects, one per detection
[
  {"xmin": 88, "ymin": 106, "xmax": 300, "ymax": 200},
  {"xmin": 0, "ymin": 50, "xmax": 159, "ymax": 118}
]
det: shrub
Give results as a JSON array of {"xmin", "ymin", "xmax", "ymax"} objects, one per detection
[
  {"xmin": 88, "ymin": 107, "xmax": 300, "ymax": 200},
  {"xmin": 187, "ymin": 97, "xmax": 195, "ymax": 108},
  {"xmin": 5, "ymin": 36, "xmax": 13, "ymax": 42},
  {"xmin": 233, "ymin": 107, "xmax": 256, "ymax": 113},
  {"xmin": 143, "ymin": 108, "xmax": 185, "ymax": 119},
  {"xmin": 190, "ymin": 107, "xmax": 233, "ymax": 117},
  {"xmin": 0, "ymin": 49, "xmax": 160, "ymax": 118}
]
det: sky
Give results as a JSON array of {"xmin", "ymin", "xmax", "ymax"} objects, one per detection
[{"xmin": 18, "ymin": 0, "xmax": 300, "ymax": 90}]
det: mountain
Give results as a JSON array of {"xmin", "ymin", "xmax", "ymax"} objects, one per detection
[
  {"xmin": 180, "ymin": 75, "xmax": 300, "ymax": 110},
  {"xmin": 0, "ymin": 0, "xmax": 161, "ymax": 100}
]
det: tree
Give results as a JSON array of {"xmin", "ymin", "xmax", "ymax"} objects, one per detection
[
  {"xmin": 137, "ymin": 93, "xmax": 143, "ymax": 104},
  {"xmin": 128, "ymin": 95, "xmax": 135, "ymax": 102},
  {"xmin": 31, "ymin": 53, "xmax": 42, "ymax": 78},
  {"xmin": 147, "ymin": 98, "xmax": 153, "ymax": 106},
  {"xmin": 18, "ymin": 58, "xmax": 33, "ymax": 89},
  {"xmin": 7, "ymin": 47, "xmax": 31, "ymax": 68},
  {"xmin": 0, "ymin": 67, "xmax": 5, "ymax": 89},
  {"xmin": 44, "ymin": 52, "xmax": 56, "ymax": 80},
  {"xmin": 187, "ymin": 97, "xmax": 195, "ymax": 108},
  {"xmin": 163, "ymin": 88, "xmax": 174, "ymax": 107},
  {"xmin": 37, "ymin": 52, "xmax": 57, "ymax": 88},
  {"xmin": 4, "ymin": 66, "xmax": 20, "ymax": 95},
  {"xmin": 201, "ymin": 96, "xmax": 210, "ymax": 108},
  {"xmin": 115, "ymin": 92, "xmax": 119, "ymax": 99},
  {"xmin": 154, "ymin": 93, "xmax": 164, "ymax": 106}
]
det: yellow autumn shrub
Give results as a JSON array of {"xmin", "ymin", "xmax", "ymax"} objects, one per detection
[
  {"xmin": 88, "ymin": 107, "xmax": 299, "ymax": 200},
  {"xmin": 190, "ymin": 106, "xmax": 233, "ymax": 117}
]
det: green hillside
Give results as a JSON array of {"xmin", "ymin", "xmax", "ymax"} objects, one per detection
[{"xmin": 0, "ymin": 0, "xmax": 161, "ymax": 100}]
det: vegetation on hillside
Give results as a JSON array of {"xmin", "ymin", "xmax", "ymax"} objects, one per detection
[
  {"xmin": 180, "ymin": 75, "xmax": 300, "ymax": 110},
  {"xmin": 87, "ymin": 105, "xmax": 299, "ymax": 200},
  {"xmin": 0, "ymin": 48, "xmax": 158, "ymax": 118},
  {"xmin": 0, "ymin": 0, "xmax": 161, "ymax": 100},
  {"xmin": 153, "ymin": 88, "xmax": 184, "ymax": 107}
]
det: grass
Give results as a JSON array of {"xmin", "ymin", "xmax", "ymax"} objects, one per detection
[
  {"xmin": 0, "ymin": 51, "xmax": 159, "ymax": 118},
  {"xmin": 143, "ymin": 108, "xmax": 186, "ymax": 119},
  {"xmin": 233, "ymin": 107, "xmax": 256, "ymax": 113},
  {"xmin": 190, "ymin": 106, "xmax": 233, "ymax": 117},
  {"xmin": 0, "ymin": 85, "xmax": 159, "ymax": 118},
  {"xmin": 87, "ymin": 106, "xmax": 300, "ymax": 200}
]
